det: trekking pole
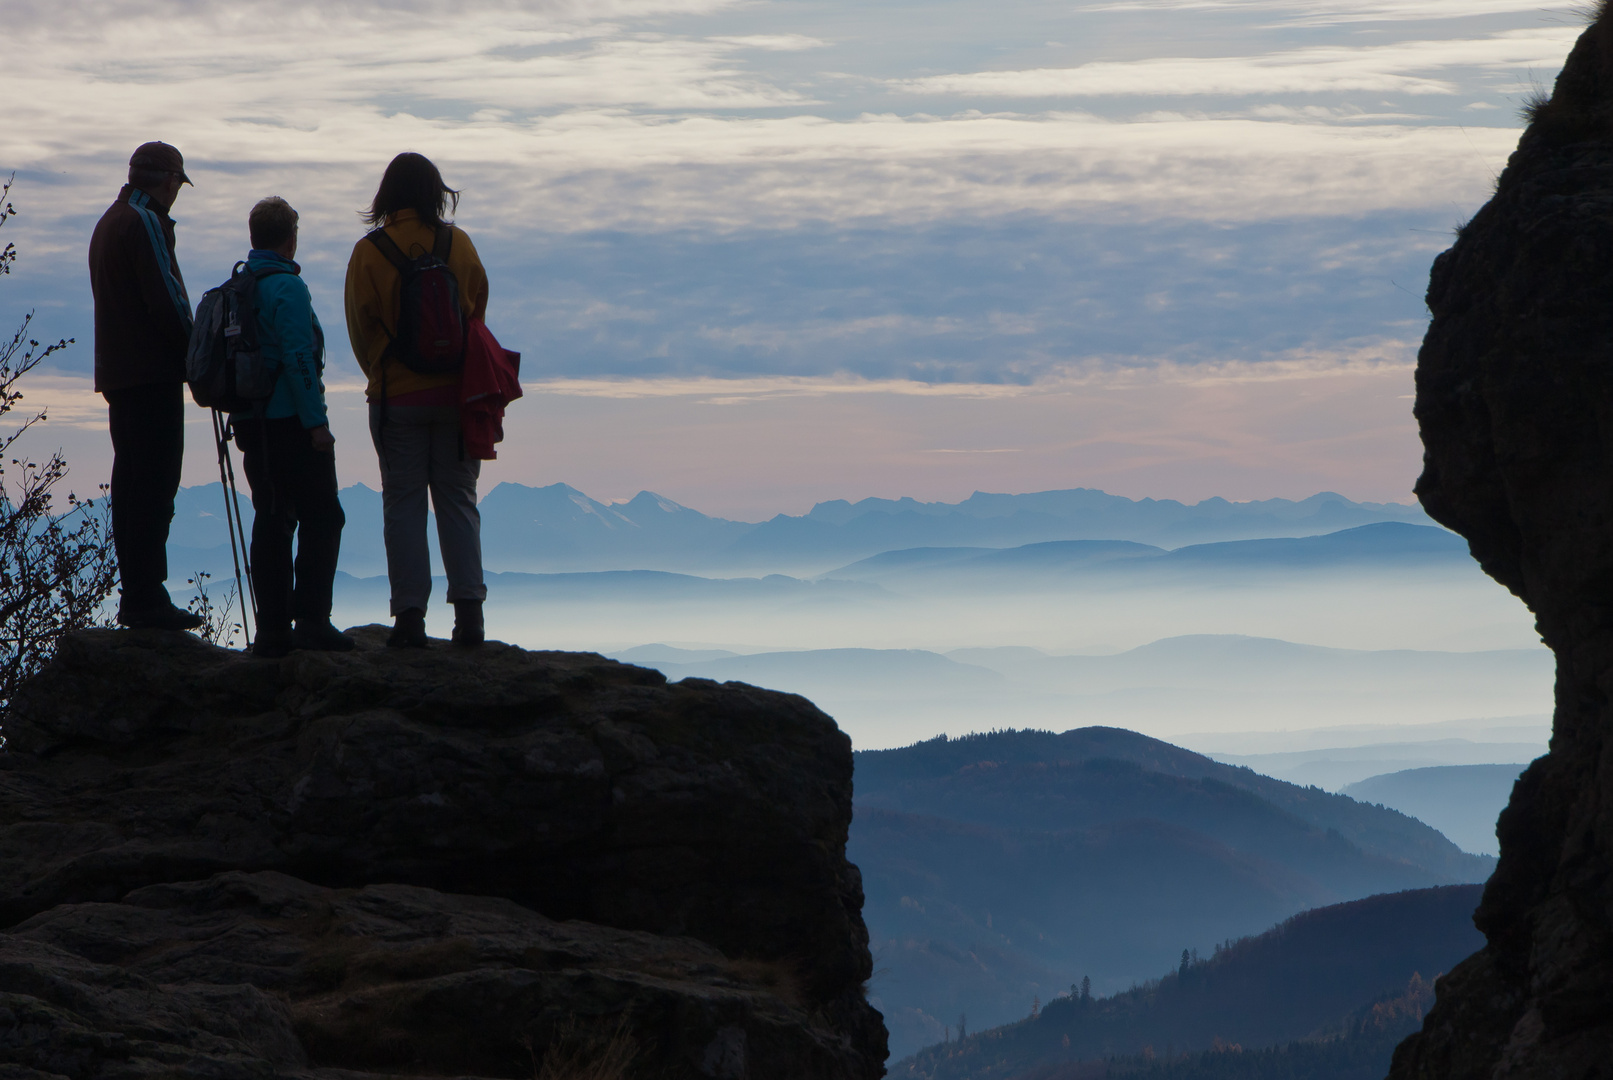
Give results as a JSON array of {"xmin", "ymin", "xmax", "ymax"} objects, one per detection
[
  {"xmin": 218, "ymin": 409, "xmax": 257, "ymax": 632},
  {"xmin": 211, "ymin": 408, "xmax": 256, "ymax": 648}
]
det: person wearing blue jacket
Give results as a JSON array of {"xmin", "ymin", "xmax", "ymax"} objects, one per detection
[{"xmin": 233, "ymin": 197, "xmax": 351, "ymax": 657}]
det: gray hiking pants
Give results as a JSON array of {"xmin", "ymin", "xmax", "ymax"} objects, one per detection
[{"xmin": 369, "ymin": 403, "xmax": 486, "ymax": 616}]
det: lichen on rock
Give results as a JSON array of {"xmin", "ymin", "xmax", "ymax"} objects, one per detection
[
  {"xmin": 0, "ymin": 626, "xmax": 887, "ymax": 1078},
  {"xmin": 1391, "ymin": 11, "xmax": 1613, "ymax": 1079}
]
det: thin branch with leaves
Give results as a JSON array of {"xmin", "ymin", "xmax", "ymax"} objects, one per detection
[
  {"xmin": 185, "ymin": 571, "xmax": 242, "ymax": 648},
  {"xmin": 0, "ymin": 175, "xmax": 120, "ymax": 722}
]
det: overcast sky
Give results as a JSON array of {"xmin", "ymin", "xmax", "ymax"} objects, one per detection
[{"xmin": 0, "ymin": 0, "xmax": 1576, "ymax": 517}]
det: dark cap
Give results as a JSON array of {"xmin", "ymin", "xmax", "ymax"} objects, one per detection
[{"xmin": 129, "ymin": 141, "xmax": 192, "ymax": 185}]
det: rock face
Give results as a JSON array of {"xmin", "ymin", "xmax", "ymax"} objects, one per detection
[
  {"xmin": 1391, "ymin": 14, "xmax": 1613, "ymax": 1080},
  {"xmin": 0, "ymin": 627, "xmax": 887, "ymax": 1078}
]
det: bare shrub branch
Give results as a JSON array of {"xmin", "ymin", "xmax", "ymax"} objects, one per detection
[
  {"xmin": 185, "ymin": 571, "xmax": 243, "ymax": 648},
  {"xmin": 0, "ymin": 175, "xmax": 120, "ymax": 729}
]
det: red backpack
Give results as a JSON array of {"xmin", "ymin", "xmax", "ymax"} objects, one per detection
[{"xmin": 365, "ymin": 225, "xmax": 465, "ymax": 374}]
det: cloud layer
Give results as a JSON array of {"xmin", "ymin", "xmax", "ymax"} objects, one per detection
[
  {"xmin": 0, "ymin": 0, "xmax": 1579, "ymax": 502},
  {"xmin": 893, "ymin": 29, "xmax": 1575, "ymax": 97}
]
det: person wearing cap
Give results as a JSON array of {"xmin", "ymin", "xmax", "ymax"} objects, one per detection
[{"xmin": 87, "ymin": 141, "xmax": 204, "ymax": 631}]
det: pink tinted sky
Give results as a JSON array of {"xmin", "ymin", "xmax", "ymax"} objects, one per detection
[{"xmin": 28, "ymin": 360, "xmax": 1418, "ymax": 520}]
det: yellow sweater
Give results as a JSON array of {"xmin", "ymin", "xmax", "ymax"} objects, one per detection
[{"xmin": 344, "ymin": 209, "xmax": 490, "ymax": 399}]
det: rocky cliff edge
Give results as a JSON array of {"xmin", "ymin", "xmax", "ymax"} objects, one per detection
[
  {"xmin": 1390, "ymin": 10, "xmax": 1613, "ymax": 1080},
  {"xmin": 0, "ymin": 627, "xmax": 888, "ymax": 1079}
]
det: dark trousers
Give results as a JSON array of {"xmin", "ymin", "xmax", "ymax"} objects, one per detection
[
  {"xmin": 105, "ymin": 381, "xmax": 185, "ymax": 612},
  {"xmin": 234, "ymin": 416, "xmax": 345, "ymax": 633}
]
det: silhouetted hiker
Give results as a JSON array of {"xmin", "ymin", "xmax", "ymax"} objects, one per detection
[
  {"xmin": 344, "ymin": 153, "xmax": 489, "ymax": 648},
  {"xmin": 231, "ymin": 198, "xmax": 351, "ymax": 658},
  {"xmin": 87, "ymin": 141, "xmax": 204, "ymax": 631}
]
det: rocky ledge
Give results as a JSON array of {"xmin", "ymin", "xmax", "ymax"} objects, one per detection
[
  {"xmin": 0, "ymin": 627, "xmax": 887, "ymax": 1078},
  {"xmin": 1390, "ymin": 10, "xmax": 1613, "ymax": 1080}
]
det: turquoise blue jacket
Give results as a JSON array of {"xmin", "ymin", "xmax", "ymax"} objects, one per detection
[{"xmin": 238, "ymin": 250, "xmax": 328, "ymax": 429}]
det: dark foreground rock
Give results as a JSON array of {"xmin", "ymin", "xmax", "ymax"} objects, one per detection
[
  {"xmin": 2, "ymin": 871, "xmax": 858, "ymax": 1078},
  {"xmin": 1391, "ymin": 12, "xmax": 1613, "ymax": 1080},
  {"xmin": 0, "ymin": 627, "xmax": 886, "ymax": 1078}
]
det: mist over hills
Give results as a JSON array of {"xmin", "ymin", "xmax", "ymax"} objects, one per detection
[
  {"xmin": 162, "ymin": 471, "xmax": 1544, "ymax": 747},
  {"xmin": 895, "ymin": 885, "xmax": 1484, "ymax": 1080},
  {"xmin": 1343, "ymin": 765, "xmax": 1526, "ymax": 857},
  {"xmin": 623, "ymin": 635, "xmax": 1550, "ymax": 754},
  {"xmin": 849, "ymin": 728, "xmax": 1493, "ymax": 1058},
  {"xmin": 1206, "ymin": 722, "xmax": 1546, "ymax": 793},
  {"xmin": 167, "ymin": 481, "xmax": 1435, "ymax": 577}
]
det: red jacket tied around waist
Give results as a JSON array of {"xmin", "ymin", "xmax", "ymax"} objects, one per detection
[{"xmin": 461, "ymin": 318, "xmax": 521, "ymax": 460}]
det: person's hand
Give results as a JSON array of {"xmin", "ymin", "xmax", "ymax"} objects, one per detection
[{"xmin": 309, "ymin": 425, "xmax": 335, "ymax": 453}]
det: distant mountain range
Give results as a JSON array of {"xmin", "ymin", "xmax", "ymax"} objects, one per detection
[
  {"xmin": 824, "ymin": 521, "xmax": 1469, "ymax": 589},
  {"xmin": 848, "ymin": 727, "xmax": 1493, "ymax": 1059},
  {"xmin": 894, "ymin": 884, "xmax": 1483, "ymax": 1079},
  {"xmin": 166, "ymin": 482, "xmax": 1437, "ymax": 577}
]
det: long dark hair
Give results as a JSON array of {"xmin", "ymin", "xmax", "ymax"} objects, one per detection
[{"xmin": 362, "ymin": 152, "xmax": 460, "ymax": 228}]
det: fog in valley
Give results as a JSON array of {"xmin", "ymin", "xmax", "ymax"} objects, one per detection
[
  {"xmin": 175, "ymin": 480, "xmax": 1550, "ymax": 791},
  {"xmin": 464, "ymin": 580, "xmax": 1547, "ymax": 754}
]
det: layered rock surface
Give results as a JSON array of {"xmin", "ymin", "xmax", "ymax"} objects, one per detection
[
  {"xmin": 1391, "ymin": 12, "xmax": 1613, "ymax": 1080},
  {"xmin": 0, "ymin": 627, "xmax": 887, "ymax": 1078}
]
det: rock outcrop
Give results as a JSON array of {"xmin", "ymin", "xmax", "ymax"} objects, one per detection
[
  {"xmin": 1390, "ymin": 13, "xmax": 1613, "ymax": 1080},
  {"xmin": 0, "ymin": 627, "xmax": 887, "ymax": 1078}
]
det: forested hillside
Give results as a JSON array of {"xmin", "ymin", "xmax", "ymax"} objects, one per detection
[
  {"xmin": 854, "ymin": 729, "xmax": 1494, "ymax": 1055},
  {"xmin": 893, "ymin": 886, "xmax": 1479, "ymax": 1079},
  {"xmin": 856, "ymin": 727, "xmax": 1492, "ymax": 880},
  {"xmin": 1102, "ymin": 976, "xmax": 1434, "ymax": 1080}
]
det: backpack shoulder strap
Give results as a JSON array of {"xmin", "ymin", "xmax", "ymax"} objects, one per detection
[
  {"xmin": 366, "ymin": 228, "xmax": 411, "ymax": 271},
  {"xmin": 432, "ymin": 225, "xmax": 453, "ymax": 263},
  {"xmin": 225, "ymin": 261, "xmax": 259, "ymax": 300}
]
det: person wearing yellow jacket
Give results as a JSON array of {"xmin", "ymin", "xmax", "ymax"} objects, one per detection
[{"xmin": 344, "ymin": 153, "xmax": 490, "ymax": 647}]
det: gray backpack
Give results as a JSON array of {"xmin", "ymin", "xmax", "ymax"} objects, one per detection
[{"xmin": 186, "ymin": 263, "xmax": 291, "ymax": 412}]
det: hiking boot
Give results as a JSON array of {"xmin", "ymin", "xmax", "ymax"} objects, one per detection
[
  {"xmin": 387, "ymin": 608, "xmax": 428, "ymax": 648},
  {"xmin": 292, "ymin": 620, "xmax": 355, "ymax": 652},
  {"xmin": 251, "ymin": 626, "xmax": 294, "ymax": 659},
  {"xmin": 451, "ymin": 599, "xmax": 484, "ymax": 648},
  {"xmin": 119, "ymin": 601, "xmax": 205, "ymax": 632}
]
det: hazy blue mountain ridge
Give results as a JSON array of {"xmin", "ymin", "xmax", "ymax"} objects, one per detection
[
  {"xmin": 826, "ymin": 540, "xmax": 1168, "ymax": 582},
  {"xmin": 894, "ymin": 885, "xmax": 1484, "ymax": 1080},
  {"xmin": 330, "ymin": 568, "xmax": 883, "ymax": 605},
  {"xmin": 824, "ymin": 524, "xmax": 1469, "ymax": 588},
  {"xmin": 476, "ymin": 482, "xmax": 754, "ymax": 566},
  {"xmin": 165, "ymin": 481, "xmax": 1437, "ymax": 577},
  {"xmin": 1344, "ymin": 765, "xmax": 1527, "ymax": 857},
  {"xmin": 1207, "ymin": 715, "xmax": 1546, "ymax": 786},
  {"xmin": 806, "ymin": 489, "xmax": 1427, "ymax": 531},
  {"xmin": 1158, "ymin": 523, "xmax": 1464, "ymax": 567}
]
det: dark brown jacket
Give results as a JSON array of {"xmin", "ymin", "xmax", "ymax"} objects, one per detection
[{"xmin": 88, "ymin": 185, "xmax": 193, "ymax": 393}]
